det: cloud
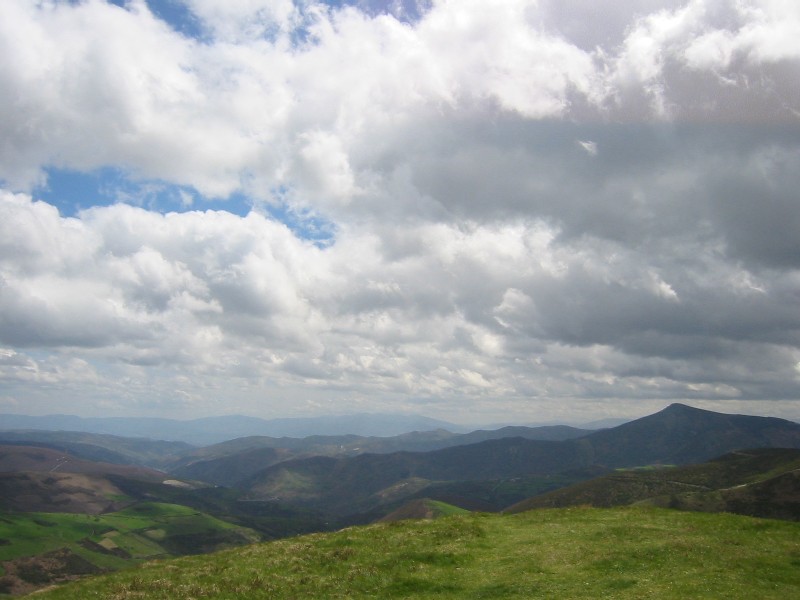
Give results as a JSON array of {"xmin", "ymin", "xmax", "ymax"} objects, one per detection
[
  {"xmin": 3, "ymin": 1, "xmax": 796, "ymax": 199},
  {"xmin": 608, "ymin": 0, "xmax": 800, "ymax": 120},
  {"xmin": 184, "ymin": 0, "xmax": 299, "ymax": 41},
  {"xmin": 0, "ymin": 1, "xmax": 798, "ymax": 422},
  {"xmin": 577, "ymin": 140, "xmax": 598, "ymax": 156},
  {"xmin": 3, "ymin": 184, "xmax": 800, "ymax": 420}
]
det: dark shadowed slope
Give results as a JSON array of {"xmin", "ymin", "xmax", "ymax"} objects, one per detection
[
  {"xmin": 170, "ymin": 446, "xmax": 297, "ymax": 487},
  {"xmin": 0, "ymin": 471, "xmax": 133, "ymax": 514},
  {"xmin": 648, "ymin": 469, "xmax": 800, "ymax": 521},
  {"xmin": 0, "ymin": 445, "xmax": 165, "ymax": 481},
  {"xmin": 505, "ymin": 448, "xmax": 800, "ymax": 518}
]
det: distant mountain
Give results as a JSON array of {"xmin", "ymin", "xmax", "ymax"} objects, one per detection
[
  {"xmin": 579, "ymin": 417, "xmax": 631, "ymax": 429},
  {"xmin": 575, "ymin": 402, "xmax": 800, "ymax": 466},
  {"xmin": 0, "ymin": 444, "xmax": 165, "ymax": 482},
  {"xmin": 0, "ymin": 421, "xmax": 590, "ymax": 489},
  {"xmin": 168, "ymin": 425, "xmax": 591, "ymax": 487},
  {"xmin": 0, "ymin": 413, "xmax": 464, "ymax": 444},
  {"xmin": 240, "ymin": 403, "xmax": 800, "ymax": 519},
  {"xmin": 241, "ymin": 437, "xmax": 593, "ymax": 517},
  {"xmin": 241, "ymin": 414, "xmax": 468, "ymax": 437},
  {"xmin": 452, "ymin": 425, "xmax": 590, "ymax": 445},
  {"xmin": 0, "ymin": 430, "xmax": 192, "ymax": 469}
]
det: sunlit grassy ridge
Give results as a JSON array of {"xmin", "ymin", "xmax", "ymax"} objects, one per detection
[{"xmin": 26, "ymin": 507, "xmax": 800, "ymax": 599}]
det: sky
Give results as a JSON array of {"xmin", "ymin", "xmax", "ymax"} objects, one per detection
[{"xmin": 1, "ymin": 0, "xmax": 800, "ymax": 425}]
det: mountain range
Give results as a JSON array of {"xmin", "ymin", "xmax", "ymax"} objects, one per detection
[
  {"xmin": 3, "ymin": 404, "xmax": 800, "ymax": 522},
  {"xmin": 0, "ymin": 413, "xmax": 467, "ymax": 445},
  {"xmin": 236, "ymin": 403, "xmax": 800, "ymax": 519},
  {"xmin": 0, "ymin": 412, "xmax": 626, "ymax": 446},
  {"xmin": 2, "ymin": 402, "xmax": 800, "ymax": 595}
]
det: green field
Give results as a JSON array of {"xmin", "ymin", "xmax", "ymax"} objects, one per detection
[
  {"xmin": 24, "ymin": 506, "xmax": 800, "ymax": 599},
  {"xmin": 0, "ymin": 503, "xmax": 257, "ymax": 563},
  {"xmin": 0, "ymin": 502, "xmax": 260, "ymax": 595},
  {"xmin": 424, "ymin": 499, "xmax": 469, "ymax": 518}
]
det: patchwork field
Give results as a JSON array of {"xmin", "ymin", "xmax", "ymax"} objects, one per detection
[{"xmin": 0, "ymin": 503, "xmax": 258, "ymax": 595}]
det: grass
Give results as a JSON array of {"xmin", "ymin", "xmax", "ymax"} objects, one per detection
[
  {"xmin": 24, "ymin": 506, "xmax": 800, "ymax": 599},
  {"xmin": 615, "ymin": 464, "xmax": 676, "ymax": 471},
  {"xmin": 0, "ymin": 514, "xmax": 109, "ymax": 563},
  {"xmin": 425, "ymin": 500, "xmax": 469, "ymax": 517}
]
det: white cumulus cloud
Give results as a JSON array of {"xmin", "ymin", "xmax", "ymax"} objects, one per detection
[{"xmin": 0, "ymin": 0, "xmax": 799, "ymax": 423}]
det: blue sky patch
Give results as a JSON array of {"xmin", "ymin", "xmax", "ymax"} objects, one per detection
[
  {"xmin": 140, "ymin": 1, "xmax": 429, "ymax": 43},
  {"xmin": 36, "ymin": 168, "xmax": 336, "ymax": 245},
  {"xmin": 145, "ymin": 0, "xmax": 205, "ymax": 40},
  {"xmin": 36, "ymin": 167, "xmax": 250, "ymax": 216},
  {"xmin": 265, "ymin": 200, "xmax": 337, "ymax": 248}
]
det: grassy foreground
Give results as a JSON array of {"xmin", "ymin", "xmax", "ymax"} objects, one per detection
[{"xmin": 26, "ymin": 507, "xmax": 800, "ymax": 599}]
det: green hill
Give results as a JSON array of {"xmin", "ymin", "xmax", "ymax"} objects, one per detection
[
  {"xmin": 505, "ymin": 448, "xmax": 800, "ymax": 518},
  {"xmin": 20, "ymin": 507, "xmax": 800, "ymax": 599}
]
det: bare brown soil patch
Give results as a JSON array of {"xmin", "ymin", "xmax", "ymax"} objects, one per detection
[
  {"xmin": 0, "ymin": 472, "xmax": 131, "ymax": 514},
  {"xmin": 0, "ymin": 548, "xmax": 104, "ymax": 596}
]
